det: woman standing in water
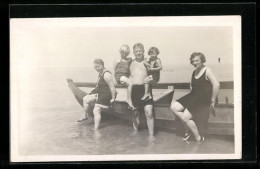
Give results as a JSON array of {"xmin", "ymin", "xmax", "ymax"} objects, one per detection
[
  {"xmin": 170, "ymin": 52, "xmax": 220, "ymax": 142},
  {"xmin": 77, "ymin": 59, "xmax": 116, "ymax": 131}
]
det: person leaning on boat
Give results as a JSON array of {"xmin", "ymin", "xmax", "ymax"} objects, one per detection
[
  {"xmin": 77, "ymin": 59, "xmax": 116, "ymax": 131},
  {"xmin": 170, "ymin": 52, "xmax": 220, "ymax": 143}
]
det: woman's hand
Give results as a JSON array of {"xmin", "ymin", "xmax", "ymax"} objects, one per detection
[{"xmin": 209, "ymin": 103, "xmax": 216, "ymax": 117}]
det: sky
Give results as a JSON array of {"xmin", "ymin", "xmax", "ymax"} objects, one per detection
[{"xmin": 10, "ymin": 17, "xmax": 237, "ymax": 69}]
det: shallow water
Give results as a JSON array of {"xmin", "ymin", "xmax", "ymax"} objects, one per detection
[
  {"xmin": 19, "ymin": 112, "xmax": 234, "ymax": 155},
  {"xmin": 17, "ymin": 66, "xmax": 234, "ymax": 156}
]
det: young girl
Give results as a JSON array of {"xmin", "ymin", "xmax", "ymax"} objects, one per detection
[
  {"xmin": 114, "ymin": 45, "xmax": 135, "ymax": 110},
  {"xmin": 142, "ymin": 47, "xmax": 162, "ymax": 101}
]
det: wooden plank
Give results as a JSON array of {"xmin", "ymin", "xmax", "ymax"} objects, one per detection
[
  {"xmin": 153, "ymin": 89, "xmax": 174, "ymax": 103},
  {"xmin": 73, "ymin": 80, "xmax": 234, "ymax": 89},
  {"xmin": 154, "ymin": 107, "xmax": 175, "ymax": 120}
]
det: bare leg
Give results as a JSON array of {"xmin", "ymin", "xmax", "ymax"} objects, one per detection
[
  {"xmin": 141, "ymin": 76, "xmax": 152, "ymax": 100},
  {"xmin": 77, "ymin": 95, "xmax": 95, "ymax": 122},
  {"xmin": 132, "ymin": 110, "xmax": 140, "ymax": 130},
  {"xmin": 171, "ymin": 101, "xmax": 201, "ymax": 141},
  {"xmin": 180, "ymin": 120, "xmax": 190, "ymax": 136},
  {"xmin": 126, "ymin": 79, "xmax": 135, "ymax": 110},
  {"xmin": 170, "ymin": 100, "xmax": 188, "ymax": 132},
  {"xmin": 175, "ymin": 109, "xmax": 200, "ymax": 140},
  {"xmin": 141, "ymin": 83, "xmax": 151, "ymax": 100},
  {"xmin": 92, "ymin": 106, "xmax": 102, "ymax": 130},
  {"xmin": 144, "ymin": 104, "xmax": 154, "ymax": 139},
  {"xmin": 124, "ymin": 78, "xmax": 136, "ymax": 110}
]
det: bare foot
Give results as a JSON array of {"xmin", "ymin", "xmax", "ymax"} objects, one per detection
[
  {"xmin": 90, "ymin": 128, "xmax": 100, "ymax": 131},
  {"xmin": 126, "ymin": 99, "xmax": 136, "ymax": 110},
  {"xmin": 148, "ymin": 135, "xmax": 156, "ymax": 142},
  {"xmin": 183, "ymin": 132, "xmax": 191, "ymax": 141},
  {"xmin": 184, "ymin": 140, "xmax": 191, "ymax": 144},
  {"xmin": 76, "ymin": 117, "xmax": 88, "ymax": 123},
  {"xmin": 141, "ymin": 93, "xmax": 152, "ymax": 101},
  {"xmin": 130, "ymin": 130, "xmax": 138, "ymax": 136},
  {"xmin": 197, "ymin": 136, "xmax": 205, "ymax": 144}
]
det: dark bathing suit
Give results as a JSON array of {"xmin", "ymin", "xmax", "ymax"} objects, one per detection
[
  {"xmin": 177, "ymin": 68, "xmax": 212, "ymax": 136},
  {"xmin": 115, "ymin": 59, "xmax": 131, "ymax": 84},
  {"xmin": 131, "ymin": 85, "xmax": 153, "ymax": 111},
  {"xmin": 89, "ymin": 70, "xmax": 112, "ymax": 107},
  {"xmin": 131, "ymin": 59, "xmax": 154, "ymax": 111},
  {"xmin": 148, "ymin": 58, "xmax": 160, "ymax": 83}
]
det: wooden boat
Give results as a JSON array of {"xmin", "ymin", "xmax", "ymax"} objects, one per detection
[{"xmin": 67, "ymin": 79, "xmax": 234, "ymax": 135}]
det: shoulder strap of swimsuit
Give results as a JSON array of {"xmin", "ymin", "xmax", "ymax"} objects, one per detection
[
  {"xmin": 202, "ymin": 67, "xmax": 208, "ymax": 75},
  {"xmin": 203, "ymin": 67, "xmax": 209, "ymax": 80},
  {"xmin": 97, "ymin": 70, "xmax": 111, "ymax": 87},
  {"xmin": 101, "ymin": 70, "xmax": 111, "ymax": 77}
]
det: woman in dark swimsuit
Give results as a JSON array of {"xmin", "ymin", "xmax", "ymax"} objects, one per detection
[
  {"xmin": 77, "ymin": 59, "xmax": 116, "ymax": 131},
  {"xmin": 170, "ymin": 52, "xmax": 220, "ymax": 142}
]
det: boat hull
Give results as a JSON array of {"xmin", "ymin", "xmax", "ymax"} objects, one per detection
[{"xmin": 67, "ymin": 79, "xmax": 234, "ymax": 135}]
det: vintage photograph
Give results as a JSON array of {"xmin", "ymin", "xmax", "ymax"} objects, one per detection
[{"xmin": 10, "ymin": 16, "xmax": 241, "ymax": 162}]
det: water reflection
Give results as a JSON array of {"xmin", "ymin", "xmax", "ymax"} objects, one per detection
[
  {"xmin": 20, "ymin": 109, "xmax": 234, "ymax": 155},
  {"xmin": 93, "ymin": 130, "xmax": 101, "ymax": 144}
]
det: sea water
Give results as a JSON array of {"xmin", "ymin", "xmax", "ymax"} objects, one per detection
[{"xmin": 15, "ymin": 64, "xmax": 234, "ymax": 156}]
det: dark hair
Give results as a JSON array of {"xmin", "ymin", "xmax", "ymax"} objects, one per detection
[
  {"xmin": 133, "ymin": 43, "xmax": 144, "ymax": 51},
  {"xmin": 94, "ymin": 59, "xmax": 104, "ymax": 66},
  {"xmin": 190, "ymin": 52, "xmax": 206, "ymax": 64},
  {"xmin": 148, "ymin": 47, "xmax": 160, "ymax": 55}
]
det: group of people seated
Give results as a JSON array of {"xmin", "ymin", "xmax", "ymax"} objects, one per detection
[{"xmin": 77, "ymin": 42, "xmax": 220, "ymax": 143}]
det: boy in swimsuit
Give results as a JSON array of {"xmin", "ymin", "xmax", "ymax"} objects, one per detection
[
  {"xmin": 113, "ymin": 45, "xmax": 135, "ymax": 109},
  {"xmin": 142, "ymin": 47, "xmax": 162, "ymax": 101},
  {"xmin": 129, "ymin": 43, "xmax": 155, "ymax": 141}
]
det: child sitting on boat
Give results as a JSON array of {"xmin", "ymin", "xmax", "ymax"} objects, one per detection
[
  {"xmin": 142, "ymin": 47, "xmax": 162, "ymax": 101},
  {"xmin": 113, "ymin": 45, "xmax": 135, "ymax": 110}
]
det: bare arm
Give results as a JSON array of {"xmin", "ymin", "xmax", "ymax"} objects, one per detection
[
  {"xmin": 190, "ymin": 77, "xmax": 192, "ymax": 91},
  {"xmin": 148, "ymin": 58, "xmax": 162, "ymax": 71},
  {"xmin": 129, "ymin": 61, "xmax": 133, "ymax": 78},
  {"xmin": 104, "ymin": 72, "xmax": 116, "ymax": 101},
  {"xmin": 143, "ymin": 60, "xmax": 151, "ymax": 68},
  {"xmin": 113, "ymin": 60, "xmax": 120, "ymax": 84},
  {"xmin": 113, "ymin": 60, "xmax": 119, "ymax": 79},
  {"xmin": 206, "ymin": 68, "xmax": 220, "ymax": 106}
]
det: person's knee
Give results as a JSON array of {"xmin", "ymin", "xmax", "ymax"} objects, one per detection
[
  {"xmin": 120, "ymin": 76, "xmax": 130, "ymax": 86},
  {"xmin": 170, "ymin": 101, "xmax": 180, "ymax": 113},
  {"xmin": 145, "ymin": 110, "xmax": 153, "ymax": 119},
  {"xmin": 83, "ymin": 95, "xmax": 88, "ymax": 102},
  {"xmin": 93, "ymin": 107, "xmax": 101, "ymax": 116},
  {"xmin": 83, "ymin": 95, "xmax": 91, "ymax": 104},
  {"xmin": 125, "ymin": 77, "xmax": 130, "ymax": 85}
]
